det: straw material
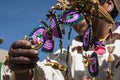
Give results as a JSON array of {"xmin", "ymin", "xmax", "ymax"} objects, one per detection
[{"xmin": 114, "ymin": 0, "xmax": 120, "ymax": 13}]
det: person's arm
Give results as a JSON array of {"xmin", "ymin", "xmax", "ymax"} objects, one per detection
[{"xmin": 13, "ymin": 69, "xmax": 33, "ymax": 80}]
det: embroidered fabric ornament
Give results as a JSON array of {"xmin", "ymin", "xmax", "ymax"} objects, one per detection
[
  {"xmin": 59, "ymin": 11, "xmax": 84, "ymax": 25},
  {"xmin": 40, "ymin": 20, "xmax": 52, "ymax": 40},
  {"xmin": 94, "ymin": 46, "xmax": 106, "ymax": 55},
  {"xmin": 94, "ymin": 41, "xmax": 106, "ymax": 55},
  {"xmin": 40, "ymin": 20, "xmax": 54, "ymax": 53},
  {"xmin": 49, "ymin": 12, "xmax": 62, "ymax": 38},
  {"xmin": 88, "ymin": 52, "xmax": 99, "ymax": 77},
  {"xmin": 83, "ymin": 25, "xmax": 91, "ymax": 51},
  {"xmin": 41, "ymin": 39, "xmax": 54, "ymax": 53},
  {"xmin": 28, "ymin": 25, "xmax": 46, "ymax": 49},
  {"xmin": 28, "ymin": 22, "xmax": 54, "ymax": 53}
]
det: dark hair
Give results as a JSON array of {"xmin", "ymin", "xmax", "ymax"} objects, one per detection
[{"xmin": 99, "ymin": 0, "xmax": 119, "ymax": 19}]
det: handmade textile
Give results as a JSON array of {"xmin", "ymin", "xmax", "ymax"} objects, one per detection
[{"xmin": 1, "ymin": 25, "xmax": 120, "ymax": 80}]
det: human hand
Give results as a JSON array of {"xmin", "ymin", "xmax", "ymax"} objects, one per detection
[{"xmin": 8, "ymin": 40, "xmax": 39, "ymax": 73}]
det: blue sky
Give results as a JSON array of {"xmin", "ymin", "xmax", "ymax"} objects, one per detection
[{"xmin": 0, "ymin": 0, "xmax": 77, "ymax": 61}]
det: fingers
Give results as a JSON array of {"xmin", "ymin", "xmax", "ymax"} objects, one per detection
[
  {"xmin": 9, "ymin": 56, "xmax": 39, "ymax": 64},
  {"xmin": 11, "ymin": 40, "xmax": 31, "ymax": 49},
  {"xmin": 9, "ymin": 48, "xmax": 38, "ymax": 57},
  {"xmin": 9, "ymin": 47, "xmax": 39, "ymax": 64},
  {"xmin": 8, "ymin": 40, "xmax": 39, "ymax": 72}
]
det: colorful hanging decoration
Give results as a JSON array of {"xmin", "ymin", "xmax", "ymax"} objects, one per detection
[
  {"xmin": 27, "ymin": 20, "xmax": 55, "ymax": 53},
  {"xmin": 83, "ymin": 25, "xmax": 91, "ymax": 51},
  {"xmin": 88, "ymin": 52, "xmax": 99, "ymax": 77},
  {"xmin": 41, "ymin": 39, "xmax": 54, "ymax": 53},
  {"xmin": 94, "ymin": 41, "xmax": 106, "ymax": 55},
  {"xmin": 59, "ymin": 11, "xmax": 84, "ymax": 25},
  {"xmin": 51, "ymin": 0, "xmax": 117, "ymax": 80},
  {"xmin": 28, "ymin": 25, "xmax": 46, "ymax": 49},
  {"xmin": 47, "ymin": 10, "xmax": 62, "ymax": 38},
  {"xmin": 40, "ymin": 20, "xmax": 54, "ymax": 53}
]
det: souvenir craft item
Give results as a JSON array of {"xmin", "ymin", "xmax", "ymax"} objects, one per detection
[
  {"xmin": 28, "ymin": 25, "xmax": 46, "ymax": 49},
  {"xmin": 59, "ymin": 11, "xmax": 84, "ymax": 25},
  {"xmin": 48, "ymin": 11, "xmax": 62, "ymax": 38},
  {"xmin": 28, "ymin": 23, "xmax": 54, "ymax": 53},
  {"xmin": 46, "ymin": 58, "xmax": 67, "ymax": 71},
  {"xmin": 94, "ymin": 41, "xmax": 106, "ymax": 55},
  {"xmin": 107, "ymin": 45, "xmax": 115, "ymax": 62},
  {"xmin": 83, "ymin": 25, "xmax": 91, "ymax": 51},
  {"xmin": 40, "ymin": 20, "xmax": 54, "ymax": 53},
  {"xmin": 88, "ymin": 52, "xmax": 99, "ymax": 77},
  {"xmin": 41, "ymin": 39, "xmax": 54, "ymax": 53}
]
